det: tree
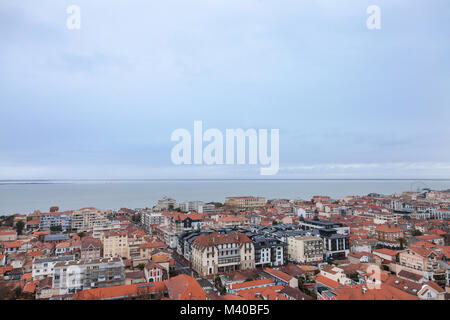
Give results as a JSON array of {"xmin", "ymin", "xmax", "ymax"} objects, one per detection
[
  {"xmin": 3, "ymin": 215, "xmax": 14, "ymax": 227},
  {"xmin": 14, "ymin": 221, "xmax": 25, "ymax": 235},
  {"xmin": 169, "ymin": 267, "xmax": 179, "ymax": 278},
  {"xmin": 398, "ymin": 237, "xmax": 407, "ymax": 250},
  {"xmin": 77, "ymin": 232, "xmax": 86, "ymax": 238},
  {"xmin": 297, "ymin": 276, "xmax": 317, "ymax": 300},
  {"xmin": 348, "ymin": 272, "xmax": 360, "ymax": 283},
  {"xmin": 136, "ymin": 264, "xmax": 145, "ymax": 271},
  {"xmin": 411, "ymin": 229, "xmax": 422, "ymax": 236},
  {"xmin": 50, "ymin": 225, "xmax": 62, "ymax": 232}
]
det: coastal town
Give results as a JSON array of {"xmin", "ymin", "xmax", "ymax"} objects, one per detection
[{"xmin": 1, "ymin": 189, "xmax": 449, "ymax": 301}]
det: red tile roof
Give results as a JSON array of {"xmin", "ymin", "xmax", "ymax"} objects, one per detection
[
  {"xmin": 73, "ymin": 282, "xmax": 167, "ymax": 300},
  {"xmin": 164, "ymin": 274, "xmax": 206, "ymax": 300}
]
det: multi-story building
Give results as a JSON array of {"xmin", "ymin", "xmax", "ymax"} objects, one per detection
[
  {"xmin": 201, "ymin": 203, "xmax": 217, "ymax": 214},
  {"xmin": 154, "ymin": 197, "xmax": 178, "ymax": 211},
  {"xmin": 32, "ymin": 255, "xmax": 75, "ymax": 280},
  {"xmin": 92, "ymin": 220, "xmax": 121, "ymax": 239},
  {"xmin": 225, "ymin": 197, "xmax": 266, "ymax": 210},
  {"xmin": 191, "ymin": 232, "xmax": 255, "ymax": 277},
  {"xmin": 169, "ymin": 213, "xmax": 205, "ymax": 234},
  {"xmin": 179, "ymin": 201, "xmax": 205, "ymax": 213},
  {"xmin": 81, "ymin": 237, "xmax": 102, "ymax": 260},
  {"xmin": 71, "ymin": 208, "xmax": 108, "ymax": 233},
  {"xmin": 141, "ymin": 211, "xmax": 166, "ymax": 232},
  {"xmin": 375, "ymin": 224, "xmax": 405, "ymax": 248},
  {"xmin": 297, "ymin": 219, "xmax": 350, "ymax": 236},
  {"xmin": 287, "ymin": 235, "xmax": 324, "ymax": 264},
  {"xmin": 256, "ymin": 223, "xmax": 349, "ymax": 260},
  {"xmin": 319, "ymin": 229, "xmax": 350, "ymax": 260},
  {"xmin": 101, "ymin": 230, "xmax": 130, "ymax": 259},
  {"xmin": 52, "ymin": 257, "xmax": 125, "ymax": 294},
  {"xmin": 245, "ymin": 234, "xmax": 286, "ymax": 267},
  {"xmin": 39, "ymin": 211, "xmax": 73, "ymax": 231},
  {"xmin": 398, "ymin": 247, "xmax": 445, "ymax": 286}
]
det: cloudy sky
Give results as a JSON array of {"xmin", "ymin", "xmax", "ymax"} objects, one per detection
[{"xmin": 0, "ymin": 0, "xmax": 449, "ymax": 179}]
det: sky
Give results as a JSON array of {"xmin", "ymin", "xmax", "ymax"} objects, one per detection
[{"xmin": 0, "ymin": 0, "xmax": 449, "ymax": 179}]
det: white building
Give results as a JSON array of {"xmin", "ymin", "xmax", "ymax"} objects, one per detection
[{"xmin": 32, "ymin": 255, "xmax": 75, "ymax": 280}]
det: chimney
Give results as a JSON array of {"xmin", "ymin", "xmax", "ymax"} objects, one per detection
[{"xmin": 362, "ymin": 287, "xmax": 367, "ymax": 294}]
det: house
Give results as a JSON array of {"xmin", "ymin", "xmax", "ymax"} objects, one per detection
[
  {"xmin": 144, "ymin": 261, "xmax": 167, "ymax": 283},
  {"xmin": 26, "ymin": 219, "xmax": 41, "ymax": 231},
  {"xmin": 36, "ymin": 277, "xmax": 54, "ymax": 300},
  {"xmin": 280, "ymin": 286, "xmax": 314, "ymax": 300},
  {"xmin": 348, "ymin": 251, "xmax": 381, "ymax": 265},
  {"xmin": 164, "ymin": 274, "xmax": 206, "ymax": 300},
  {"xmin": 372, "ymin": 248, "xmax": 399, "ymax": 263},
  {"xmin": 416, "ymin": 234, "xmax": 445, "ymax": 246},
  {"xmin": 319, "ymin": 265, "xmax": 352, "ymax": 286},
  {"xmin": 417, "ymin": 281, "xmax": 446, "ymax": 300},
  {"xmin": 80, "ymin": 237, "xmax": 102, "ymax": 260},
  {"xmin": 264, "ymin": 267, "xmax": 298, "ymax": 288},
  {"xmin": 384, "ymin": 274, "xmax": 422, "ymax": 296},
  {"xmin": 125, "ymin": 270, "xmax": 146, "ymax": 285},
  {"xmin": 227, "ymin": 278, "xmax": 275, "ymax": 295},
  {"xmin": 3, "ymin": 241, "xmax": 23, "ymax": 254},
  {"xmin": 0, "ymin": 230, "xmax": 17, "ymax": 242},
  {"xmin": 315, "ymin": 275, "xmax": 342, "ymax": 300}
]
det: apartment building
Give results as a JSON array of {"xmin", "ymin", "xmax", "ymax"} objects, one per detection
[
  {"xmin": 398, "ymin": 247, "xmax": 443, "ymax": 283},
  {"xmin": 225, "ymin": 197, "xmax": 266, "ymax": 210},
  {"xmin": 154, "ymin": 197, "xmax": 178, "ymax": 211},
  {"xmin": 39, "ymin": 211, "xmax": 73, "ymax": 231},
  {"xmin": 141, "ymin": 211, "xmax": 165, "ymax": 232},
  {"xmin": 101, "ymin": 230, "xmax": 130, "ymax": 259},
  {"xmin": 92, "ymin": 220, "xmax": 121, "ymax": 239},
  {"xmin": 247, "ymin": 234, "xmax": 286, "ymax": 267},
  {"xmin": 297, "ymin": 219, "xmax": 350, "ymax": 236},
  {"xmin": 179, "ymin": 201, "xmax": 205, "ymax": 213},
  {"xmin": 32, "ymin": 255, "xmax": 75, "ymax": 280},
  {"xmin": 191, "ymin": 232, "xmax": 255, "ymax": 277},
  {"xmin": 375, "ymin": 224, "xmax": 404, "ymax": 248},
  {"xmin": 52, "ymin": 257, "xmax": 125, "ymax": 295},
  {"xmin": 169, "ymin": 213, "xmax": 205, "ymax": 234},
  {"xmin": 287, "ymin": 235, "xmax": 324, "ymax": 264},
  {"xmin": 71, "ymin": 208, "xmax": 108, "ymax": 232}
]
